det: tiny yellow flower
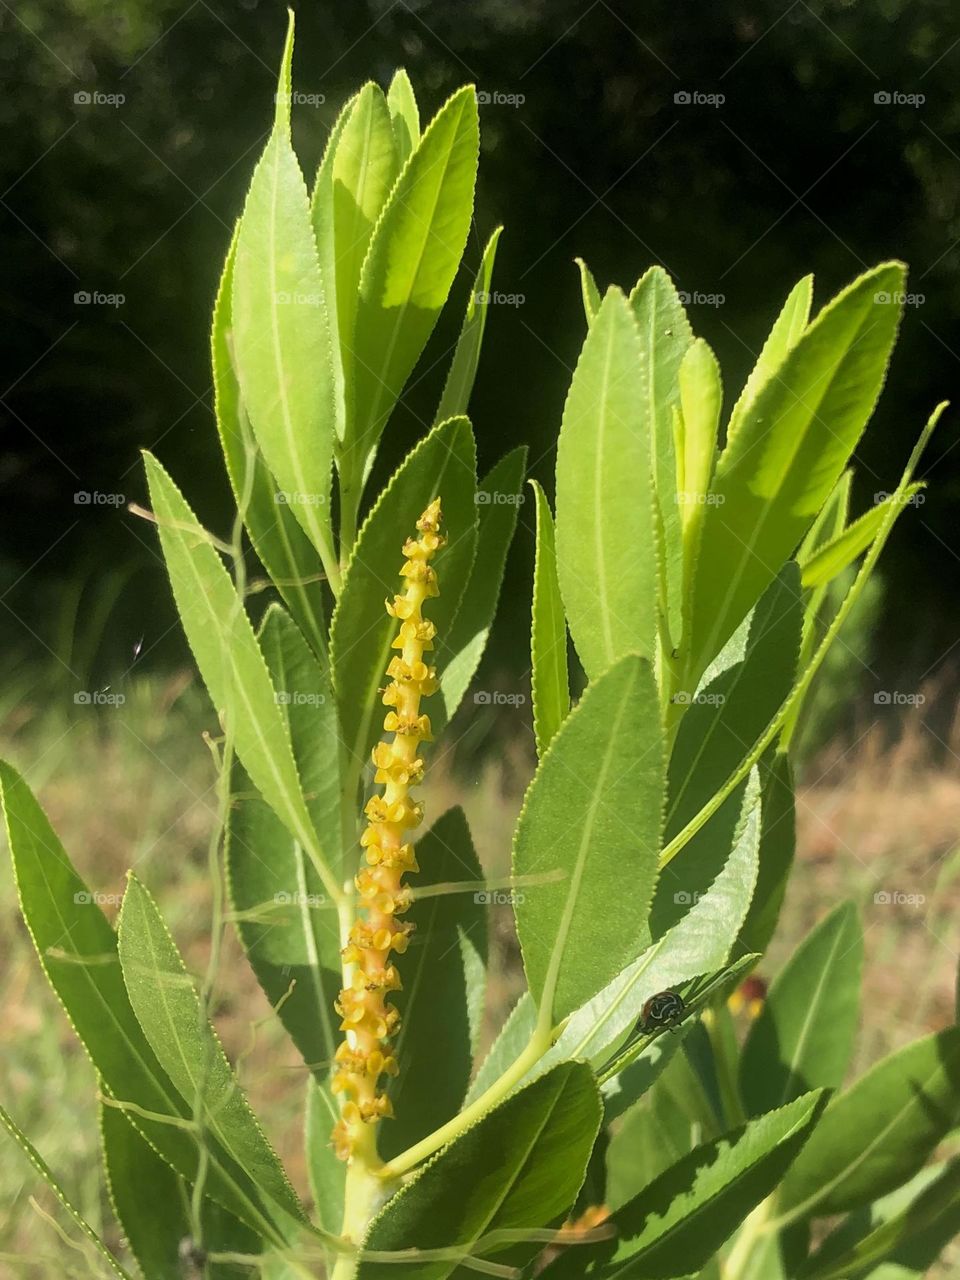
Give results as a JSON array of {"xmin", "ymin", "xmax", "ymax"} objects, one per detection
[{"xmin": 332, "ymin": 498, "xmax": 445, "ymax": 1164}]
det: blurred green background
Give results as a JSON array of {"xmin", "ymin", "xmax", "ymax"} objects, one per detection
[{"xmin": 2, "ymin": 0, "xmax": 959, "ymax": 701}]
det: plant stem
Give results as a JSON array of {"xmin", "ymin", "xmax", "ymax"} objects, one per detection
[
  {"xmin": 379, "ymin": 1029, "xmax": 553, "ymax": 1181},
  {"xmin": 721, "ymin": 1194, "xmax": 775, "ymax": 1279}
]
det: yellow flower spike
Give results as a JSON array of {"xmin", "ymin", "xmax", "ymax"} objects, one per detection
[{"xmin": 333, "ymin": 498, "xmax": 445, "ymax": 1163}]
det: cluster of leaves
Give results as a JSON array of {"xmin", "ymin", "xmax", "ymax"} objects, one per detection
[{"xmin": 1, "ymin": 18, "xmax": 957, "ymax": 1280}]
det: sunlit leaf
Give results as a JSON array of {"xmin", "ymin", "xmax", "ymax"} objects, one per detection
[
  {"xmin": 360, "ymin": 1064, "xmax": 601, "ymax": 1280},
  {"xmin": 555, "ymin": 288, "xmax": 658, "ymax": 678},
  {"xmin": 117, "ymin": 875, "xmax": 304, "ymax": 1226},
  {"xmin": 514, "ymin": 654, "xmax": 663, "ymax": 1024},
  {"xmin": 740, "ymin": 900, "xmax": 862, "ymax": 1116},
  {"xmin": 435, "ymin": 226, "xmax": 502, "ymax": 424},
  {"xmin": 231, "ymin": 15, "xmax": 337, "ymax": 578},
  {"xmin": 530, "ymin": 479, "xmax": 569, "ymax": 756},
  {"xmin": 687, "ymin": 263, "xmax": 905, "ymax": 683}
]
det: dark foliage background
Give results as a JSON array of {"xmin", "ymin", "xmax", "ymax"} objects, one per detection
[{"xmin": 2, "ymin": 0, "xmax": 958, "ymax": 695}]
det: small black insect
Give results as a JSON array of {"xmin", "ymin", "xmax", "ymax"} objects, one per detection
[{"xmin": 638, "ymin": 989, "xmax": 685, "ymax": 1034}]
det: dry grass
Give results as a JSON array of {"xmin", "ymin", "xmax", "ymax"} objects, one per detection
[{"xmin": 1, "ymin": 673, "xmax": 958, "ymax": 1275}]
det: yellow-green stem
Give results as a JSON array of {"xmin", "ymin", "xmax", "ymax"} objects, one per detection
[
  {"xmin": 721, "ymin": 1194, "xmax": 776, "ymax": 1279},
  {"xmin": 379, "ymin": 1029, "xmax": 553, "ymax": 1180}
]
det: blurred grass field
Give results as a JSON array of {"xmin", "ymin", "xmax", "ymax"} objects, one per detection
[{"xmin": 1, "ymin": 669, "xmax": 958, "ymax": 1276}]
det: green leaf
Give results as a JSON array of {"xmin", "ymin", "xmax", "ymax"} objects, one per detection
[
  {"xmin": 654, "ymin": 566, "xmax": 801, "ymax": 937},
  {"xmin": 212, "ymin": 227, "xmax": 328, "ymax": 661},
  {"xmin": 381, "ymin": 807, "xmax": 487, "ymax": 1160},
  {"xmin": 101, "ymin": 1102, "xmax": 261, "ymax": 1280},
  {"xmin": 514, "ymin": 654, "xmax": 664, "ymax": 1025},
  {"xmin": 305, "ymin": 1077, "xmax": 346, "ymax": 1236},
  {"xmin": 231, "ymin": 15, "xmax": 337, "ymax": 581},
  {"xmin": 556, "ymin": 288, "xmax": 658, "ymax": 678},
  {"xmin": 779, "ymin": 1027, "xmax": 960, "ymax": 1218},
  {"xmin": 359, "ymin": 1064, "xmax": 601, "ymax": 1280},
  {"xmin": 547, "ymin": 774, "xmax": 760, "ymax": 1069},
  {"xmin": 530, "ymin": 479, "xmax": 569, "ymax": 757},
  {"xmin": 465, "ymin": 992, "xmax": 537, "ymax": 1105},
  {"xmin": 330, "ymin": 416, "xmax": 477, "ymax": 775},
  {"xmin": 0, "ymin": 762, "xmax": 283, "ymax": 1240},
  {"xmin": 629, "ymin": 267, "xmax": 695, "ymax": 652},
  {"xmin": 387, "ymin": 68, "xmax": 420, "ymax": 164},
  {"xmin": 544, "ymin": 1092, "xmax": 826, "ymax": 1280},
  {"xmin": 687, "ymin": 263, "xmax": 905, "ymax": 683},
  {"xmin": 101, "ymin": 1101, "xmax": 186, "ymax": 1279},
  {"xmin": 260, "ymin": 604, "xmax": 342, "ymax": 876},
  {"xmin": 311, "ymin": 90, "xmax": 359, "ymax": 446},
  {"xmin": 0, "ymin": 1100, "xmax": 134, "ymax": 1279},
  {"xmin": 734, "ymin": 750, "xmax": 795, "ymax": 958},
  {"xmin": 144, "ymin": 453, "xmax": 339, "ymax": 904},
  {"xmin": 800, "ymin": 486, "xmax": 924, "ymax": 589},
  {"xmin": 676, "ymin": 339, "xmax": 721, "ymax": 520},
  {"xmin": 348, "ymin": 85, "xmax": 479, "ymax": 475},
  {"xmin": 225, "ymin": 605, "xmax": 343, "ymax": 1076},
  {"xmin": 575, "ymin": 257, "xmax": 601, "ymax": 325},
  {"xmin": 604, "ymin": 1080, "xmax": 691, "ymax": 1212},
  {"xmin": 436, "ymin": 445, "xmax": 526, "ymax": 730},
  {"xmin": 331, "ymin": 83, "xmax": 400, "ymax": 413},
  {"xmin": 601, "ymin": 1029, "xmax": 686, "ymax": 1126},
  {"xmin": 435, "ymin": 226, "xmax": 502, "ymax": 425},
  {"xmin": 799, "ymin": 469, "xmax": 852, "ymax": 562},
  {"xmin": 800, "ymin": 1157, "xmax": 960, "ymax": 1280},
  {"xmin": 727, "ymin": 274, "xmax": 813, "ymax": 442},
  {"xmin": 740, "ymin": 901, "xmax": 862, "ymax": 1116},
  {"xmin": 117, "ymin": 875, "xmax": 305, "ymax": 1226},
  {"xmin": 731, "ymin": 1230, "xmax": 788, "ymax": 1280}
]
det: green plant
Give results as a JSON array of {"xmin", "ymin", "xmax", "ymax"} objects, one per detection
[{"xmin": 2, "ymin": 16, "xmax": 958, "ymax": 1280}]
